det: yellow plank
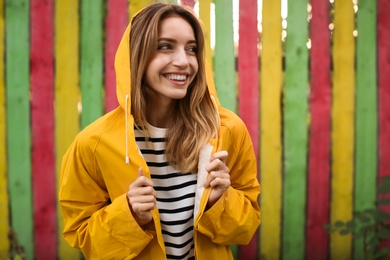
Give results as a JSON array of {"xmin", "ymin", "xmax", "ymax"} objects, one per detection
[
  {"xmin": 0, "ymin": 0, "xmax": 9, "ymax": 257},
  {"xmin": 199, "ymin": 0, "xmax": 213, "ymax": 70},
  {"xmin": 55, "ymin": 0, "xmax": 81, "ymax": 258},
  {"xmin": 330, "ymin": 0, "xmax": 355, "ymax": 259},
  {"xmin": 129, "ymin": 0, "xmax": 152, "ymax": 19},
  {"xmin": 260, "ymin": 0, "xmax": 283, "ymax": 259}
]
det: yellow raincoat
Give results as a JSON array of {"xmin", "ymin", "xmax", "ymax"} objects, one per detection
[{"xmin": 59, "ymin": 9, "xmax": 261, "ymax": 260}]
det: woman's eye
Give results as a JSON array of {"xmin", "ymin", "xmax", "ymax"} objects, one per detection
[
  {"xmin": 187, "ymin": 46, "xmax": 197, "ymax": 53},
  {"xmin": 158, "ymin": 44, "xmax": 171, "ymax": 50}
]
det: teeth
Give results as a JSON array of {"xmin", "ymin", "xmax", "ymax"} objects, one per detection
[{"xmin": 167, "ymin": 74, "xmax": 186, "ymax": 81}]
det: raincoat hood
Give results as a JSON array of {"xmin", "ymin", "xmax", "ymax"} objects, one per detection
[
  {"xmin": 114, "ymin": 12, "xmax": 223, "ymax": 165},
  {"xmin": 114, "ymin": 13, "xmax": 221, "ymax": 115},
  {"xmin": 114, "ymin": 22, "xmax": 131, "ymax": 111}
]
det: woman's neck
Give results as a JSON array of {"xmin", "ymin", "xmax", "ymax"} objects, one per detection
[{"xmin": 147, "ymin": 102, "xmax": 175, "ymax": 128}]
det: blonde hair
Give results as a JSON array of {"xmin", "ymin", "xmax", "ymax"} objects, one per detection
[{"xmin": 130, "ymin": 3, "xmax": 218, "ymax": 173}]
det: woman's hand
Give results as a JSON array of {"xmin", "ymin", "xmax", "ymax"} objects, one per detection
[
  {"xmin": 127, "ymin": 167, "xmax": 156, "ymax": 227},
  {"xmin": 204, "ymin": 151, "xmax": 231, "ymax": 208}
]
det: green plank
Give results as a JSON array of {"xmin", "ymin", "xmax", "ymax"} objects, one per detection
[
  {"xmin": 0, "ymin": 0, "xmax": 9, "ymax": 257},
  {"xmin": 5, "ymin": 0, "xmax": 34, "ymax": 259},
  {"xmin": 282, "ymin": 0, "xmax": 309, "ymax": 259},
  {"xmin": 214, "ymin": 0, "xmax": 236, "ymax": 112},
  {"xmin": 354, "ymin": 0, "xmax": 377, "ymax": 259},
  {"xmin": 80, "ymin": 0, "xmax": 104, "ymax": 128}
]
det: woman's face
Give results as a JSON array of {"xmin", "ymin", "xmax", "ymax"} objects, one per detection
[{"xmin": 144, "ymin": 16, "xmax": 198, "ymax": 107}]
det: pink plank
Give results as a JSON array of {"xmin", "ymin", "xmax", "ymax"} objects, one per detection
[
  {"xmin": 238, "ymin": 0, "xmax": 259, "ymax": 258},
  {"xmin": 30, "ymin": 0, "xmax": 56, "ymax": 258},
  {"xmin": 182, "ymin": 0, "xmax": 195, "ymax": 8},
  {"xmin": 104, "ymin": 0, "xmax": 128, "ymax": 112},
  {"xmin": 378, "ymin": 0, "xmax": 390, "ymax": 249},
  {"xmin": 238, "ymin": 0, "xmax": 259, "ymax": 157},
  {"xmin": 306, "ymin": 0, "xmax": 331, "ymax": 258}
]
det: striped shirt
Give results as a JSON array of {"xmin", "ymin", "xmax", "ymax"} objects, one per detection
[{"xmin": 135, "ymin": 124, "xmax": 197, "ymax": 260}]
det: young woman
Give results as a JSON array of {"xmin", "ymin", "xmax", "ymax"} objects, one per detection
[{"xmin": 59, "ymin": 2, "xmax": 260, "ymax": 259}]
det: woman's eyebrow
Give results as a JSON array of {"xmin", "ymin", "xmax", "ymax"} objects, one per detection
[
  {"xmin": 158, "ymin": 38, "xmax": 175, "ymax": 42},
  {"xmin": 158, "ymin": 37, "xmax": 197, "ymax": 44}
]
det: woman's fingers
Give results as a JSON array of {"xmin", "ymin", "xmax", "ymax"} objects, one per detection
[
  {"xmin": 210, "ymin": 150, "xmax": 228, "ymax": 164},
  {"xmin": 204, "ymin": 151, "xmax": 231, "ymax": 207},
  {"xmin": 205, "ymin": 151, "xmax": 229, "ymax": 172},
  {"xmin": 127, "ymin": 167, "xmax": 156, "ymax": 226},
  {"xmin": 204, "ymin": 170, "xmax": 229, "ymax": 187},
  {"xmin": 204, "ymin": 151, "xmax": 230, "ymax": 188},
  {"xmin": 130, "ymin": 200, "xmax": 155, "ymax": 212},
  {"xmin": 208, "ymin": 174, "xmax": 231, "ymax": 189}
]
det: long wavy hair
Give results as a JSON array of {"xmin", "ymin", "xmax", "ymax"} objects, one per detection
[{"xmin": 129, "ymin": 3, "xmax": 218, "ymax": 173}]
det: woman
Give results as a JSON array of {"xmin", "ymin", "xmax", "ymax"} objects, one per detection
[{"xmin": 59, "ymin": 2, "xmax": 260, "ymax": 259}]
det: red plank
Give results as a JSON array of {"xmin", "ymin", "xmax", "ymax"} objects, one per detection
[
  {"xmin": 378, "ymin": 0, "xmax": 390, "ymax": 249},
  {"xmin": 182, "ymin": 0, "xmax": 195, "ymax": 8},
  {"xmin": 238, "ymin": 0, "xmax": 259, "ymax": 158},
  {"xmin": 306, "ymin": 0, "xmax": 331, "ymax": 258},
  {"xmin": 30, "ymin": 0, "xmax": 56, "ymax": 258},
  {"xmin": 238, "ymin": 0, "xmax": 259, "ymax": 258},
  {"xmin": 104, "ymin": 0, "xmax": 128, "ymax": 112}
]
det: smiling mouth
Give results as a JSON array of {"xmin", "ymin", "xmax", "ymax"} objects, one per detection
[{"xmin": 165, "ymin": 74, "xmax": 187, "ymax": 82}]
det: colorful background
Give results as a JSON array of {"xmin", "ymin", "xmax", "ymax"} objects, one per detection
[{"xmin": 0, "ymin": 0, "xmax": 389, "ymax": 259}]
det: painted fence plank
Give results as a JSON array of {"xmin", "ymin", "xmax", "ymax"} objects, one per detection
[
  {"xmin": 354, "ymin": 0, "xmax": 378, "ymax": 258},
  {"xmin": 80, "ymin": 0, "xmax": 104, "ymax": 128},
  {"xmin": 237, "ymin": 0, "xmax": 259, "ymax": 259},
  {"xmin": 129, "ymin": 0, "xmax": 150, "ymax": 18},
  {"xmin": 105, "ymin": 0, "xmax": 127, "ymax": 112},
  {"xmin": 331, "ymin": 1, "xmax": 355, "ymax": 259},
  {"xmin": 214, "ymin": 0, "xmax": 236, "ymax": 111},
  {"xmin": 199, "ymin": 0, "xmax": 213, "ymax": 70},
  {"xmin": 378, "ymin": 0, "xmax": 390, "ymax": 249},
  {"xmin": 214, "ymin": 2, "xmax": 238, "ymax": 256},
  {"xmin": 30, "ymin": 0, "xmax": 56, "ymax": 258},
  {"xmin": 283, "ymin": 0, "xmax": 309, "ymax": 259},
  {"xmin": 5, "ymin": 0, "xmax": 34, "ymax": 258},
  {"xmin": 306, "ymin": 0, "xmax": 331, "ymax": 259},
  {"xmin": 54, "ymin": 0, "xmax": 82, "ymax": 258},
  {"xmin": 182, "ymin": 0, "xmax": 195, "ymax": 8},
  {"xmin": 0, "ymin": 0, "xmax": 9, "ymax": 258},
  {"xmin": 260, "ymin": 0, "xmax": 283, "ymax": 259}
]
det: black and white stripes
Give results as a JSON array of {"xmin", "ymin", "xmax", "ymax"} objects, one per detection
[{"xmin": 135, "ymin": 124, "xmax": 196, "ymax": 260}]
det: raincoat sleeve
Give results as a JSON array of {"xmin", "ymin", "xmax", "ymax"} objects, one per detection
[
  {"xmin": 59, "ymin": 135, "xmax": 155, "ymax": 259},
  {"xmin": 197, "ymin": 113, "xmax": 261, "ymax": 245}
]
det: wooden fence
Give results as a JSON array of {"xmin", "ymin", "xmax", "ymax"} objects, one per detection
[{"xmin": 0, "ymin": 0, "xmax": 389, "ymax": 259}]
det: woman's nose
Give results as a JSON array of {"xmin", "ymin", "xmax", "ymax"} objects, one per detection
[{"xmin": 172, "ymin": 49, "xmax": 189, "ymax": 67}]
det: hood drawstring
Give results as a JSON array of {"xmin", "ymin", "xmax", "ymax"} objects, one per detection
[{"xmin": 125, "ymin": 94, "xmax": 130, "ymax": 164}]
